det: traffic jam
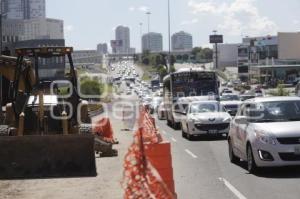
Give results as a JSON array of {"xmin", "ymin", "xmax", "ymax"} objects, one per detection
[{"xmin": 111, "ymin": 61, "xmax": 300, "ymax": 174}]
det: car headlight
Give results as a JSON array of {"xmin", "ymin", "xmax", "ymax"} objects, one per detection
[
  {"xmin": 188, "ymin": 117, "xmax": 199, "ymax": 123},
  {"xmin": 223, "ymin": 117, "xmax": 232, "ymax": 123},
  {"xmin": 255, "ymin": 131, "xmax": 276, "ymax": 145}
]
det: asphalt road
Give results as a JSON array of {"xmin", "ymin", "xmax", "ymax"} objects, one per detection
[{"xmin": 153, "ymin": 114, "xmax": 300, "ymax": 199}]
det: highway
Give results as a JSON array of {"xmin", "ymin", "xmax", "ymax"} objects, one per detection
[
  {"xmin": 154, "ymin": 114, "xmax": 300, "ymax": 199},
  {"xmin": 111, "ymin": 61, "xmax": 300, "ymax": 199}
]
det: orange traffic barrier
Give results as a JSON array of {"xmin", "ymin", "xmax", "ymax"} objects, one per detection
[
  {"xmin": 122, "ymin": 128, "xmax": 175, "ymax": 199},
  {"xmin": 122, "ymin": 106, "xmax": 176, "ymax": 198},
  {"xmin": 145, "ymin": 142, "xmax": 176, "ymax": 195},
  {"xmin": 92, "ymin": 118, "xmax": 118, "ymax": 144}
]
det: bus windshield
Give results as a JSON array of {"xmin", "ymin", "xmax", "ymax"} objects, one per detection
[{"xmin": 171, "ymin": 71, "xmax": 218, "ymax": 97}]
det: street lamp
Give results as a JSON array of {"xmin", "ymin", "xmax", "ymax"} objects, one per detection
[
  {"xmin": 139, "ymin": 22, "xmax": 143, "ymax": 53},
  {"xmin": 167, "ymin": 0, "xmax": 171, "ymax": 73},
  {"xmin": 146, "ymin": 11, "xmax": 151, "ymax": 52}
]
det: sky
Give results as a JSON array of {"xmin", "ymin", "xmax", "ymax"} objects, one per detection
[{"xmin": 47, "ymin": 0, "xmax": 300, "ymax": 52}]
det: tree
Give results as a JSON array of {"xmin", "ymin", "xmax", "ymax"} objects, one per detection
[
  {"xmin": 158, "ymin": 65, "xmax": 168, "ymax": 81},
  {"xmin": 182, "ymin": 54, "xmax": 189, "ymax": 62},
  {"xmin": 202, "ymin": 48, "xmax": 213, "ymax": 60},
  {"xmin": 191, "ymin": 47, "xmax": 202, "ymax": 56},
  {"xmin": 142, "ymin": 57, "xmax": 150, "ymax": 65},
  {"xmin": 80, "ymin": 80, "xmax": 103, "ymax": 96},
  {"xmin": 155, "ymin": 55, "xmax": 162, "ymax": 67},
  {"xmin": 176, "ymin": 55, "xmax": 182, "ymax": 60},
  {"xmin": 170, "ymin": 55, "xmax": 176, "ymax": 66}
]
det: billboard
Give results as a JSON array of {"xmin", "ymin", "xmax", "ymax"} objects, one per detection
[{"xmin": 209, "ymin": 35, "xmax": 223, "ymax": 44}]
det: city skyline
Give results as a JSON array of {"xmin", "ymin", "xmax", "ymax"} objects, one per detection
[{"xmin": 46, "ymin": 0, "xmax": 300, "ymax": 51}]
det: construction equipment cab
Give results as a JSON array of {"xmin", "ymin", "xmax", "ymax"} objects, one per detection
[
  {"xmin": 0, "ymin": 47, "xmax": 96, "ymax": 179},
  {"xmin": 5, "ymin": 47, "xmax": 90, "ymax": 135}
]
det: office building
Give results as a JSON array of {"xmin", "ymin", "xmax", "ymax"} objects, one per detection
[
  {"xmin": 2, "ymin": 18, "xmax": 64, "ymax": 48},
  {"xmin": 217, "ymin": 43, "xmax": 239, "ymax": 70},
  {"xmin": 142, "ymin": 32, "xmax": 163, "ymax": 52},
  {"xmin": 2, "ymin": 0, "xmax": 46, "ymax": 20},
  {"xmin": 278, "ymin": 32, "xmax": 300, "ymax": 60},
  {"xmin": 171, "ymin": 31, "xmax": 193, "ymax": 51},
  {"xmin": 97, "ymin": 43, "xmax": 108, "ymax": 54},
  {"xmin": 115, "ymin": 25, "xmax": 130, "ymax": 54}
]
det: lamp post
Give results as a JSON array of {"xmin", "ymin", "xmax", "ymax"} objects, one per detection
[
  {"xmin": 167, "ymin": 0, "xmax": 171, "ymax": 73},
  {"xmin": 139, "ymin": 22, "xmax": 143, "ymax": 52},
  {"xmin": 146, "ymin": 11, "xmax": 151, "ymax": 52}
]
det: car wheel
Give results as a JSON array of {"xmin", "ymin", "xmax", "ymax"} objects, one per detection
[
  {"xmin": 247, "ymin": 144, "xmax": 258, "ymax": 173},
  {"xmin": 228, "ymin": 139, "xmax": 239, "ymax": 164},
  {"xmin": 181, "ymin": 123, "xmax": 187, "ymax": 138},
  {"xmin": 186, "ymin": 125, "xmax": 193, "ymax": 141}
]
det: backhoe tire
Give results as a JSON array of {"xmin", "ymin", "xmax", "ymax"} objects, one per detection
[
  {"xmin": 0, "ymin": 125, "xmax": 10, "ymax": 136},
  {"xmin": 79, "ymin": 124, "xmax": 93, "ymax": 134}
]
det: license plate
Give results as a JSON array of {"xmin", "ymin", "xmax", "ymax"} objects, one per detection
[
  {"xmin": 209, "ymin": 130, "xmax": 218, "ymax": 134},
  {"xmin": 295, "ymin": 146, "xmax": 300, "ymax": 155}
]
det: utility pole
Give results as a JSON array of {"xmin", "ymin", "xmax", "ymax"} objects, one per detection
[
  {"xmin": 213, "ymin": 30, "xmax": 218, "ymax": 70},
  {"xmin": 139, "ymin": 22, "xmax": 143, "ymax": 53},
  {"xmin": 167, "ymin": 0, "xmax": 171, "ymax": 73},
  {"xmin": 146, "ymin": 11, "xmax": 151, "ymax": 52}
]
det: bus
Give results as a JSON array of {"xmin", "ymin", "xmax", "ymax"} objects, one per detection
[{"xmin": 163, "ymin": 68, "xmax": 220, "ymax": 129}]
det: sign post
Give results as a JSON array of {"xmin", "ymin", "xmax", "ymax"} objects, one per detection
[{"xmin": 209, "ymin": 34, "xmax": 223, "ymax": 70}]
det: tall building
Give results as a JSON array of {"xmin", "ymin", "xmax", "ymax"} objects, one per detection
[
  {"xmin": 2, "ymin": 18, "xmax": 64, "ymax": 48},
  {"xmin": 2, "ymin": 0, "xmax": 46, "ymax": 20},
  {"xmin": 171, "ymin": 31, "xmax": 193, "ymax": 51},
  {"xmin": 97, "ymin": 43, "xmax": 108, "ymax": 54},
  {"xmin": 115, "ymin": 25, "xmax": 130, "ymax": 54},
  {"xmin": 142, "ymin": 32, "xmax": 163, "ymax": 52}
]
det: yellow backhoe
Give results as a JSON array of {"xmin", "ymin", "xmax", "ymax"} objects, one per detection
[{"xmin": 0, "ymin": 47, "xmax": 116, "ymax": 179}]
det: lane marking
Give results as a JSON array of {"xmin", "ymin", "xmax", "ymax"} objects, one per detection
[
  {"xmin": 171, "ymin": 137, "xmax": 177, "ymax": 143},
  {"xmin": 218, "ymin": 178, "xmax": 247, "ymax": 199},
  {"xmin": 185, "ymin": 149, "xmax": 198, "ymax": 159}
]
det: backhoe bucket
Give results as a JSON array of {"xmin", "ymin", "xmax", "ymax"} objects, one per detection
[{"xmin": 0, "ymin": 134, "xmax": 96, "ymax": 179}]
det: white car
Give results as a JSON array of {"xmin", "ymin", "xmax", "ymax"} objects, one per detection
[
  {"xmin": 220, "ymin": 94, "xmax": 242, "ymax": 116},
  {"xmin": 181, "ymin": 101, "xmax": 232, "ymax": 140},
  {"xmin": 228, "ymin": 97, "xmax": 300, "ymax": 173}
]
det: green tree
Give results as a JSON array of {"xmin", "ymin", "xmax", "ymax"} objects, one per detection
[
  {"xmin": 158, "ymin": 65, "xmax": 168, "ymax": 81},
  {"xmin": 182, "ymin": 54, "xmax": 189, "ymax": 62},
  {"xmin": 191, "ymin": 47, "xmax": 202, "ymax": 56},
  {"xmin": 176, "ymin": 55, "xmax": 182, "ymax": 60},
  {"xmin": 80, "ymin": 80, "xmax": 103, "ymax": 96},
  {"xmin": 170, "ymin": 55, "xmax": 176, "ymax": 66},
  {"xmin": 142, "ymin": 57, "xmax": 150, "ymax": 65},
  {"xmin": 202, "ymin": 48, "xmax": 213, "ymax": 60}
]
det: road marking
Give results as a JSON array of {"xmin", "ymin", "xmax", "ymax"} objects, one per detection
[
  {"xmin": 185, "ymin": 149, "xmax": 198, "ymax": 159},
  {"xmin": 171, "ymin": 137, "xmax": 177, "ymax": 142},
  {"xmin": 218, "ymin": 178, "xmax": 247, "ymax": 199}
]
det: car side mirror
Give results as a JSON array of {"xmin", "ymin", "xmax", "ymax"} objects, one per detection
[{"xmin": 235, "ymin": 116, "xmax": 248, "ymax": 124}]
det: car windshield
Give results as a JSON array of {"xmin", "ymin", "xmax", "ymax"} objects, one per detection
[
  {"xmin": 221, "ymin": 95, "xmax": 239, "ymax": 101},
  {"xmin": 190, "ymin": 103, "xmax": 221, "ymax": 113},
  {"xmin": 247, "ymin": 101, "xmax": 300, "ymax": 122}
]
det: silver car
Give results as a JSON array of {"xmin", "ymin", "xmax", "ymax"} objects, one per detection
[{"xmin": 228, "ymin": 97, "xmax": 300, "ymax": 173}]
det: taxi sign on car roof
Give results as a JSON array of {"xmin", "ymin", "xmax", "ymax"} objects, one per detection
[{"xmin": 15, "ymin": 47, "xmax": 73, "ymax": 57}]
